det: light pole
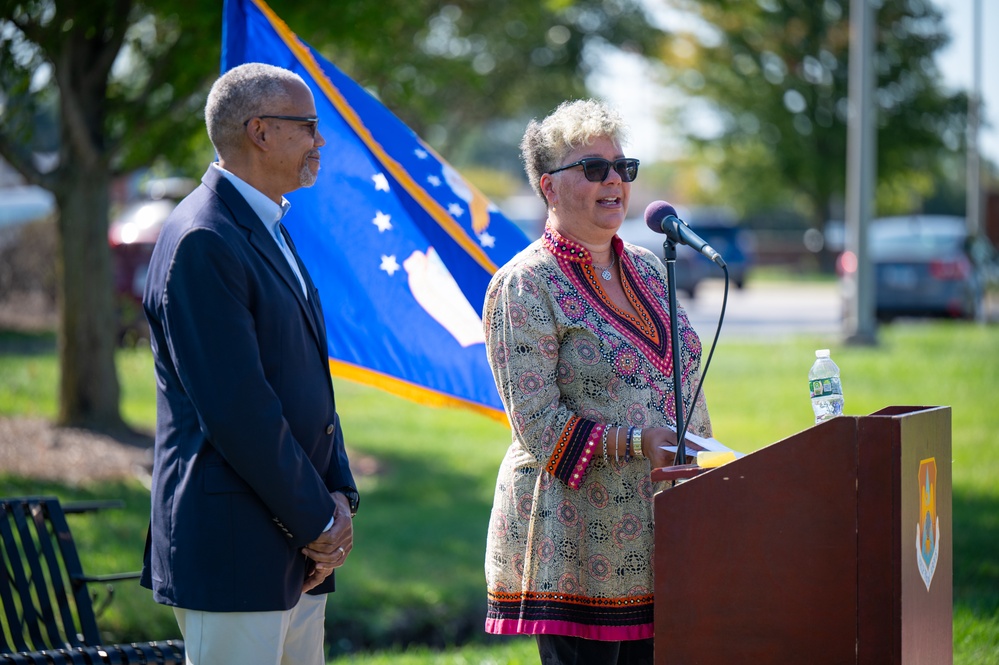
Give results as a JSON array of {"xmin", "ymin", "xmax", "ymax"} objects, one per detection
[
  {"xmin": 966, "ymin": 0, "xmax": 983, "ymax": 239},
  {"xmin": 844, "ymin": 0, "xmax": 877, "ymax": 345}
]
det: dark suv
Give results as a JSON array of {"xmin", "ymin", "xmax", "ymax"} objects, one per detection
[
  {"xmin": 618, "ymin": 207, "xmax": 754, "ymax": 298},
  {"xmin": 688, "ymin": 218, "xmax": 755, "ymax": 290}
]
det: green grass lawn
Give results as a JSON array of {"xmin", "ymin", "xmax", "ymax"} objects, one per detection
[{"xmin": 1, "ymin": 320, "xmax": 996, "ymax": 664}]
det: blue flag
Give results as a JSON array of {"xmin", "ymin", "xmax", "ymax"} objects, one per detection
[{"xmin": 221, "ymin": 0, "xmax": 529, "ymax": 421}]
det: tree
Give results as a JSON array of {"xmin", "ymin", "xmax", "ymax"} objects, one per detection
[
  {"xmin": 653, "ymin": 0, "xmax": 967, "ymax": 227},
  {"xmin": 0, "ymin": 0, "xmax": 220, "ymax": 429},
  {"xmin": 0, "ymin": 0, "xmax": 661, "ymax": 429},
  {"xmin": 271, "ymin": 0, "xmax": 662, "ymax": 159}
]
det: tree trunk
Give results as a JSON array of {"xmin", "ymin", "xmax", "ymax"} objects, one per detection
[
  {"xmin": 54, "ymin": 168, "xmax": 123, "ymax": 430},
  {"xmin": 43, "ymin": 0, "xmax": 130, "ymax": 432}
]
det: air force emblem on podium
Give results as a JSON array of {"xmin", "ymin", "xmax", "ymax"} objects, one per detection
[{"xmin": 916, "ymin": 457, "xmax": 939, "ymax": 591}]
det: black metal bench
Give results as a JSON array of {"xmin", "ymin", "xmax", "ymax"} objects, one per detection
[{"xmin": 1, "ymin": 496, "xmax": 184, "ymax": 664}]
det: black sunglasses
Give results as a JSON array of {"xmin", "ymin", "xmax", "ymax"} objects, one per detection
[
  {"xmin": 547, "ymin": 157, "xmax": 640, "ymax": 183},
  {"xmin": 244, "ymin": 114, "xmax": 319, "ymax": 137}
]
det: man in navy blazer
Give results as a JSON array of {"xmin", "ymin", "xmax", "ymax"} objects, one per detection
[{"xmin": 141, "ymin": 63, "xmax": 358, "ymax": 664}]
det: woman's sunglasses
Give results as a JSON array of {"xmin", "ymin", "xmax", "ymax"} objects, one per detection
[{"xmin": 546, "ymin": 157, "xmax": 640, "ymax": 183}]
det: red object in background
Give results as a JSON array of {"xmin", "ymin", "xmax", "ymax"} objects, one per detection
[
  {"xmin": 837, "ymin": 250, "xmax": 858, "ymax": 276},
  {"xmin": 109, "ymin": 198, "xmax": 175, "ymax": 302},
  {"xmin": 928, "ymin": 257, "xmax": 971, "ymax": 281},
  {"xmin": 108, "ymin": 178, "xmax": 196, "ymax": 343}
]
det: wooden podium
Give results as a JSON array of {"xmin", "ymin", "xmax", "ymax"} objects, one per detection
[{"xmin": 653, "ymin": 406, "xmax": 952, "ymax": 665}]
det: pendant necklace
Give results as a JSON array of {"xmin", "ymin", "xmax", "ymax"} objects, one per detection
[{"xmin": 593, "ymin": 252, "xmax": 616, "ymax": 281}]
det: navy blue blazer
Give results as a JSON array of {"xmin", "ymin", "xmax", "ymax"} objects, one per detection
[{"xmin": 140, "ymin": 166, "xmax": 354, "ymax": 612}]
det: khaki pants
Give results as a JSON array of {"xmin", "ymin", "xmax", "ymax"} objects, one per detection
[{"xmin": 173, "ymin": 593, "xmax": 327, "ymax": 665}]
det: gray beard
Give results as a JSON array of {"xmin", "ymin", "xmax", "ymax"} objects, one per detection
[{"xmin": 299, "ymin": 163, "xmax": 317, "ymax": 188}]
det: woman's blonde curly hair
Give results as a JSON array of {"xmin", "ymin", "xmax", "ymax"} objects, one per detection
[{"xmin": 520, "ymin": 99, "xmax": 629, "ymax": 204}]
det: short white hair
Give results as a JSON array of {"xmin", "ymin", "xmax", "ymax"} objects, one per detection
[{"xmin": 205, "ymin": 63, "xmax": 305, "ymax": 159}]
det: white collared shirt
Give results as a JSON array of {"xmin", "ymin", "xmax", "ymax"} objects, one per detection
[{"xmin": 209, "ymin": 163, "xmax": 308, "ymax": 298}]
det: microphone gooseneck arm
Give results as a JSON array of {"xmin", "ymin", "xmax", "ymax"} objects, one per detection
[
  {"xmin": 660, "ymin": 233, "xmax": 688, "ymax": 466},
  {"xmin": 643, "ymin": 200, "xmax": 728, "ymax": 469}
]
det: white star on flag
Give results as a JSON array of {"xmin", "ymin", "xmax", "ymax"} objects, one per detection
[
  {"xmin": 448, "ymin": 203, "xmax": 465, "ymax": 217},
  {"xmin": 478, "ymin": 231, "xmax": 496, "ymax": 248},
  {"xmin": 427, "ymin": 175, "xmax": 441, "ymax": 187},
  {"xmin": 414, "ymin": 149, "xmax": 428, "ymax": 159},
  {"xmin": 379, "ymin": 254, "xmax": 401, "ymax": 276},
  {"xmin": 372, "ymin": 173, "xmax": 390, "ymax": 192},
  {"xmin": 372, "ymin": 211, "xmax": 393, "ymax": 232}
]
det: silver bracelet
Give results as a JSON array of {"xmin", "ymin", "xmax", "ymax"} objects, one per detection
[
  {"xmin": 614, "ymin": 426, "xmax": 620, "ymax": 463},
  {"xmin": 601, "ymin": 426, "xmax": 610, "ymax": 461}
]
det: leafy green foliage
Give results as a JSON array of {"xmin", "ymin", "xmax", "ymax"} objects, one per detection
[
  {"xmin": 1, "ymin": 0, "xmax": 664, "ymax": 178},
  {"xmin": 0, "ymin": 0, "xmax": 222, "ymax": 180},
  {"xmin": 0, "ymin": 0, "xmax": 225, "ymax": 428},
  {"xmin": 656, "ymin": 0, "xmax": 967, "ymax": 225},
  {"xmin": 0, "ymin": 0, "xmax": 661, "ymax": 427},
  {"xmin": 263, "ymin": 0, "xmax": 662, "ymax": 160}
]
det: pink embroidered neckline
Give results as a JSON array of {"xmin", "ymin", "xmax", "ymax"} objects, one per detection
[
  {"xmin": 542, "ymin": 223, "xmax": 624, "ymax": 264},
  {"xmin": 542, "ymin": 222, "xmax": 673, "ymax": 375}
]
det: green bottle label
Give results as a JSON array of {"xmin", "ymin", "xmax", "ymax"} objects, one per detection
[{"xmin": 810, "ymin": 377, "xmax": 842, "ymax": 398}]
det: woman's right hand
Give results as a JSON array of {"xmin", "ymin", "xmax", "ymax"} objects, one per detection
[{"xmin": 641, "ymin": 426, "xmax": 702, "ymax": 469}]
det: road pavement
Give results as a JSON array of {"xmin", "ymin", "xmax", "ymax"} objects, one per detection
[
  {"xmin": 681, "ymin": 279, "xmax": 843, "ymax": 342},
  {"xmin": 681, "ymin": 278, "xmax": 999, "ymax": 342}
]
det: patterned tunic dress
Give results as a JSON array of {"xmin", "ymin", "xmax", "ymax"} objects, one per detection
[{"xmin": 483, "ymin": 224, "xmax": 712, "ymax": 641}]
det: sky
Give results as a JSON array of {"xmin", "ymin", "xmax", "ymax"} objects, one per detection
[
  {"xmin": 934, "ymin": 0, "xmax": 997, "ymax": 163},
  {"xmin": 592, "ymin": 0, "xmax": 998, "ymax": 168}
]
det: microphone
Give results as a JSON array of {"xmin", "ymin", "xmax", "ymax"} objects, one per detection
[{"xmin": 644, "ymin": 201, "xmax": 727, "ymax": 268}]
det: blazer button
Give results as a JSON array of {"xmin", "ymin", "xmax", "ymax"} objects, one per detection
[{"xmin": 326, "ymin": 424, "xmax": 335, "ymax": 435}]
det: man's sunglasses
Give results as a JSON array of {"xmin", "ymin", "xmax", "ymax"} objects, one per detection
[
  {"xmin": 546, "ymin": 157, "xmax": 640, "ymax": 183},
  {"xmin": 244, "ymin": 114, "xmax": 319, "ymax": 138}
]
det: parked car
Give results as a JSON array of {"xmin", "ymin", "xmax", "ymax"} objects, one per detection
[
  {"xmin": 866, "ymin": 215, "xmax": 987, "ymax": 321},
  {"xmin": 0, "ymin": 185, "xmax": 56, "ymax": 230},
  {"xmin": 617, "ymin": 207, "xmax": 754, "ymax": 298},
  {"xmin": 691, "ymin": 217, "xmax": 755, "ymax": 289},
  {"xmin": 108, "ymin": 177, "xmax": 195, "ymax": 343}
]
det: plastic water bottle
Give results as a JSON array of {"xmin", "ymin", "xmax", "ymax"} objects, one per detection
[{"xmin": 809, "ymin": 349, "xmax": 844, "ymax": 423}]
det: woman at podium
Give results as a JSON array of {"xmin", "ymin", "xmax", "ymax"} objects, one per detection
[{"xmin": 481, "ymin": 99, "xmax": 713, "ymax": 664}]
